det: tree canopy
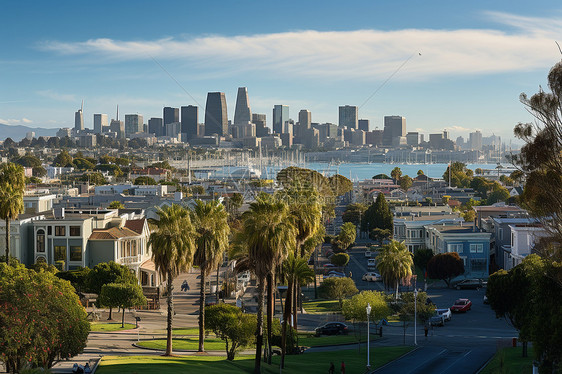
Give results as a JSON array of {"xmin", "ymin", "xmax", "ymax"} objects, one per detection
[
  {"xmin": 362, "ymin": 192, "xmax": 393, "ymax": 234},
  {"xmin": 318, "ymin": 277, "xmax": 358, "ymax": 307},
  {"xmin": 206, "ymin": 304, "xmax": 256, "ymax": 360},
  {"xmin": 427, "ymin": 252, "xmax": 465, "ymax": 287},
  {"xmin": 342, "ymin": 290, "xmax": 391, "ymax": 322}
]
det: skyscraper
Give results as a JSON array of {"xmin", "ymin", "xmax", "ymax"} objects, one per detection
[
  {"xmin": 469, "ymin": 130, "xmax": 483, "ymax": 150},
  {"xmin": 234, "ymin": 87, "xmax": 252, "ymax": 125},
  {"xmin": 148, "ymin": 117, "xmax": 163, "ymax": 137},
  {"xmin": 383, "ymin": 116, "xmax": 406, "ymax": 146},
  {"xmin": 273, "ymin": 105, "xmax": 289, "ymax": 134},
  {"xmin": 338, "ymin": 105, "xmax": 358, "ymax": 129},
  {"xmin": 358, "ymin": 119, "xmax": 369, "ymax": 132},
  {"xmin": 163, "ymin": 107, "xmax": 179, "ymax": 127},
  {"xmin": 252, "ymin": 113, "xmax": 268, "ymax": 137},
  {"xmin": 93, "ymin": 114, "xmax": 108, "ymax": 134},
  {"xmin": 181, "ymin": 105, "xmax": 199, "ymax": 140},
  {"xmin": 125, "ymin": 114, "xmax": 144, "ymax": 137},
  {"xmin": 74, "ymin": 105, "xmax": 84, "ymax": 132},
  {"xmin": 298, "ymin": 110, "xmax": 311, "ymax": 129},
  {"xmin": 204, "ymin": 92, "xmax": 228, "ymax": 136}
]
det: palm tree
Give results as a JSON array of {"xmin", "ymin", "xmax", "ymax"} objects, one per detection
[
  {"xmin": 191, "ymin": 200, "xmax": 230, "ymax": 352},
  {"xmin": 376, "ymin": 240, "xmax": 414, "ymax": 300},
  {"xmin": 149, "ymin": 204, "xmax": 195, "ymax": 356},
  {"xmin": 240, "ymin": 195, "xmax": 295, "ymax": 374},
  {"xmin": 0, "ymin": 163, "xmax": 25, "ymax": 264}
]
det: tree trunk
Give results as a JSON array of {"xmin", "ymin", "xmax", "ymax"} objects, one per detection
[
  {"xmin": 165, "ymin": 271, "xmax": 174, "ymax": 356},
  {"xmin": 395, "ymin": 279, "xmax": 399, "ymax": 300},
  {"xmin": 254, "ymin": 276, "xmax": 265, "ymax": 374},
  {"xmin": 108, "ymin": 307, "xmax": 113, "ymax": 320},
  {"xmin": 199, "ymin": 268, "xmax": 206, "ymax": 352},
  {"xmin": 266, "ymin": 273, "xmax": 274, "ymax": 365},
  {"xmin": 216, "ymin": 263, "xmax": 220, "ymax": 301},
  {"xmin": 121, "ymin": 305, "xmax": 125, "ymax": 328},
  {"xmin": 292, "ymin": 281, "xmax": 298, "ymax": 331},
  {"xmin": 281, "ymin": 277, "xmax": 293, "ymax": 369},
  {"xmin": 5, "ymin": 218, "xmax": 9, "ymax": 263}
]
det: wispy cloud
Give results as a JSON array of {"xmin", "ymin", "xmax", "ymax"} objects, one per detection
[
  {"xmin": 37, "ymin": 12, "xmax": 562, "ymax": 81},
  {"xmin": 36, "ymin": 90, "xmax": 77, "ymax": 102},
  {"xmin": 0, "ymin": 118, "xmax": 33, "ymax": 125}
]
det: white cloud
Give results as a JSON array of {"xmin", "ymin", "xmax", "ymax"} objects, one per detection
[
  {"xmin": 36, "ymin": 90, "xmax": 77, "ymax": 102},
  {"xmin": 37, "ymin": 12, "xmax": 562, "ymax": 81},
  {"xmin": 0, "ymin": 118, "xmax": 32, "ymax": 126}
]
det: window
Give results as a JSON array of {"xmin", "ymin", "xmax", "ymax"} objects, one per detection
[
  {"xmin": 447, "ymin": 243, "xmax": 463, "ymax": 253},
  {"xmin": 471, "ymin": 258, "xmax": 487, "ymax": 272},
  {"xmin": 54, "ymin": 246, "xmax": 66, "ymax": 261},
  {"xmin": 55, "ymin": 226, "xmax": 66, "ymax": 236},
  {"xmin": 498, "ymin": 228, "xmax": 503, "ymax": 241},
  {"xmin": 47, "ymin": 226, "xmax": 52, "ymax": 235},
  {"xmin": 470, "ymin": 244, "xmax": 484, "ymax": 253},
  {"xmin": 69, "ymin": 226, "xmax": 81, "ymax": 236},
  {"xmin": 36, "ymin": 229, "xmax": 45, "ymax": 252},
  {"xmin": 70, "ymin": 246, "xmax": 82, "ymax": 261}
]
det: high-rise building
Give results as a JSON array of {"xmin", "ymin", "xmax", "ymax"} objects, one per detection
[
  {"xmin": 469, "ymin": 130, "xmax": 483, "ymax": 150},
  {"xmin": 383, "ymin": 116, "xmax": 406, "ymax": 146},
  {"xmin": 406, "ymin": 132, "xmax": 420, "ymax": 146},
  {"xmin": 74, "ymin": 107, "xmax": 84, "ymax": 132},
  {"xmin": 298, "ymin": 110, "xmax": 311, "ymax": 129},
  {"xmin": 181, "ymin": 105, "xmax": 199, "ymax": 140},
  {"xmin": 204, "ymin": 92, "xmax": 228, "ymax": 136},
  {"xmin": 358, "ymin": 119, "xmax": 369, "ymax": 132},
  {"xmin": 163, "ymin": 107, "xmax": 179, "ymax": 127},
  {"xmin": 125, "ymin": 114, "xmax": 143, "ymax": 137},
  {"xmin": 234, "ymin": 87, "xmax": 252, "ymax": 125},
  {"xmin": 273, "ymin": 105, "xmax": 289, "ymax": 134},
  {"xmin": 252, "ymin": 113, "xmax": 269, "ymax": 137},
  {"xmin": 148, "ymin": 117, "xmax": 163, "ymax": 137},
  {"xmin": 109, "ymin": 120, "xmax": 124, "ymax": 139},
  {"xmin": 93, "ymin": 114, "xmax": 108, "ymax": 134},
  {"xmin": 338, "ymin": 105, "xmax": 358, "ymax": 129}
]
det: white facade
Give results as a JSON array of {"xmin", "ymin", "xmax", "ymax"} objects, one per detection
[{"xmin": 504, "ymin": 225, "xmax": 548, "ymax": 270}]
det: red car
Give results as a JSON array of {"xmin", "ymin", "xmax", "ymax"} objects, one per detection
[{"xmin": 450, "ymin": 298, "xmax": 472, "ymax": 312}]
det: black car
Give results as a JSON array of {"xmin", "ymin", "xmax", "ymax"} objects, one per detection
[
  {"xmin": 315, "ymin": 322, "xmax": 348, "ymax": 336},
  {"xmin": 455, "ymin": 279, "xmax": 485, "ymax": 290}
]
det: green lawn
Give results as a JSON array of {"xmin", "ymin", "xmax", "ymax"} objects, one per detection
[
  {"xmin": 298, "ymin": 332, "xmax": 365, "ymax": 347},
  {"xmin": 97, "ymin": 346, "xmax": 413, "ymax": 374},
  {"xmin": 137, "ymin": 337, "xmax": 226, "ymax": 351},
  {"xmin": 90, "ymin": 323, "xmax": 136, "ymax": 332},
  {"xmin": 480, "ymin": 346, "xmax": 534, "ymax": 374},
  {"xmin": 302, "ymin": 299, "xmax": 341, "ymax": 314}
]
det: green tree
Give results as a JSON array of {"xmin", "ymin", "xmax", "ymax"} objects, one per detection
[
  {"xmin": 462, "ymin": 209, "xmax": 476, "ymax": 222},
  {"xmin": 108, "ymin": 201, "xmax": 125, "ymax": 209},
  {"xmin": 509, "ymin": 170, "xmax": 524, "ymax": 185},
  {"xmin": 86, "ymin": 261, "xmax": 138, "ymax": 319},
  {"xmin": 149, "ymin": 204, "xmax": 196, "ymax": 356},
  {"xmin": 400, "ymin": 175, "xmax": 413, "ymax": 191},
  {"xmin": 335, "ymin": 222, "xmax": 356, "ymax": 251},
  {"xmin": 327, "ymin": 174, "xmax": 353, "ymax": 196},
  {"xmin": 0, "ymin": 163, "xmax": 25, "ymax": 263},
  {"xmin": 376, "ymin": 240, "xmax": 413, "ymax": 300},
  {"xmin": 205, "ymin": 304, "xmax": 256, "ymax": 360},
  {"xmin": 318, "ymin": 277, "xmax": 358, "ymax": 307},
  {"xmin": 52, "ymin": 150, "xmax": 73, "ymax": 167},
  {"xmin": 417, "ymin": 169, "xmax": 424, "ymax": 176},
  {"xmin": 399, "ymin": 291, "xmax": 436, "ymax": 323},
  {"xmin": 95, "ymin": 164, "xmax": 123, "ymax": 177},
  {"xmin": 134, "ymin": 176, "xmax": 157, "ymax": 185},
  {"xmin": 486, "ymin": 184, "xmax": 510, "ymax": 204},
  {"xmin": 80, "ymin": 172, "xmax": 107, "ymax": 185},
  {"xmin": 342, "ymin": 203, "xmax": 367, "ymax": 227},
  {"xmin": 427, "ymin": 252, "xmax": 465, "ymax": 288},
  {"xmin": 362, "ymin": 193, "xmax": 393, "ymax": 236},
  {"xmin": 227, "ymin": 192, "xmax": 244, "ymax": 216},
  {"xmin": 0, "ymin": 262, "xmax": 90, "ymax": 371},
  {"xmin": 14, "ymin": 153, "xmax": 41, "ymax": 168},
  {"xmin": 443, "ymin": 162, "xmax": 473, "ymax": 187},
  {"xmin": 99, "ymin": 283, "xmax": 147, "ymax": 328},
  {"xmin": 391, "ymin": 167, "xmax": 402, "ymax": 182},
  {"xmin": 342, "ymin": 290, "xmax": 391, "ymax": 323},
  {"xmin": 330, "ymin": 252, "xmax": 350, "ymax": 267},
  {"xmin": 369, "ymin": 228, "xmax": 391, "ymax": 246},
  {"xmin": 413, "ymin": 248, "xmax": 434, "ymax": 274},
  {"xmin": 190, "ymin": 185, "xmax": 206, "ymax": 195},
  {"xmin": 191, "ymin": 200, "xmax": 230, "ymax": 352},
  {"xmin": 372, "ymin": 173, "xmax": 390, "ymax": 179},
  {"xmin": 72, "ymin": 158, "xmax": 95, "ymax": 170},
  {"xmin": 56, "ymin": 267, "xmax": 91, "ymax": 293}
]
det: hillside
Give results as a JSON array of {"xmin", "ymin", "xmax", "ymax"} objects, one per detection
[{"xmin": 0, "ymin": 123, "xmax": 59, "ymax": 141}]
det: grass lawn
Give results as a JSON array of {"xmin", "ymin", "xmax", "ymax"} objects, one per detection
[
  {"xmin": 302, "ymin": 299, "xmax": 340, "ymax": 314},
  {"xmin": 298, "ymin": 332, "xmax": 364, "ymax": 347},
  {"xmin": 480, "ymin": 346, "xmax": 534, "ymax": 374},
  {"xmin": 90, "ymin": 323, "xmax": 136, "ymax": 332},
  {"xmin": 137, "ymin": 337, "xmax": 226, "ymax": 351},
  {"xmin": 96, "ymin": 346, "xmax": 413, "ymax": 374}
]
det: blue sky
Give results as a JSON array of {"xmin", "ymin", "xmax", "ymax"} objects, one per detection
[{"xmin": 1, "ymin": 0, "xmax": 561, "ymax": 142}]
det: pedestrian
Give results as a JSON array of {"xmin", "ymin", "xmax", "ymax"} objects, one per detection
[
  {"xmin": 424, "ymin": 324, "xmax": 428, "ymax": 337},
  {"xmin": 328, "ymin": 362, "xmax": 335, "ymax": 374},
  {"xmin": 340, "ymin": 360, "xmax": 346, "ymax": 374},
  {"xmin": 181, "ymin": 280, "xmax": 188, "ymax": 292}
]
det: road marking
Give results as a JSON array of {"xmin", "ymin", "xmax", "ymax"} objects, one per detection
[{"xmin": 438, "ymin": 349, "xmax": 472, "ymax": 374}]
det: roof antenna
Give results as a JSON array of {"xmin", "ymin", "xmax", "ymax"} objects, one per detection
[{"xmin": 116, "ymin": 104, "xmax": 119, "ymax": 120}]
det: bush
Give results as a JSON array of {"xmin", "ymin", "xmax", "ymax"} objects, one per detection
[{"xmin": 331, "ymin": 253, "xmax": 350, "ymax": 267}]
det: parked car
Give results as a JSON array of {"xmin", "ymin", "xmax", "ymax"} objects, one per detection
[
  {"xmin": 315, "ymin": 322, "xmax": 348, "ymax": 336},
  {"xmin": 450, "ymin": 298, "xmax": 472, "ymax": 312},
  {"xmin": 362, "ymin": 272, "xmax": 381, "ymax": 282},
  {"xmin": 454, "ymin": 279, "xmax": 485, "ymax": 290},
  {"xmin": 365, "ymin": 251, "xmax": 372, "ymax": 258},
  {"xmin": 436, "ymin": 308, "xmax": 452, "ymax": 321},
  {"xmin": 429, "ymin": 313, "xmax": 445, "ymax": 326},
  {"xmin": 367, "ymin": 258, "xmax": 377, "ymax": 268},
  {"xmin": 326, "ymin": 271, "xmax": 346, "ymax": 278}
]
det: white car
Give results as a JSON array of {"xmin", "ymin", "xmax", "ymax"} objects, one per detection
[
  {"xmin": 368, "ymin": 258, "xmax": 377, "ymax": 268},
  {"xmin": 436, "ymin": 308, "xmax": 452, "ymax": 321},
  {"xmin": 362, "ymin": 272, "xmax": 380, "ymax": 282},
  {"xmin": 365, "ymin": 251, "xmax": 372, "ymax": 258}
]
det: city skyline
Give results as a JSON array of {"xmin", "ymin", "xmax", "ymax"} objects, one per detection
[{"xmin": 1, "ymin": 1, "xmax": 562, "ymax": 141}]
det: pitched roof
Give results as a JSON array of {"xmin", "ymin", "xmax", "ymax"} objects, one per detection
[
  {"xmin": 89, "ymin": 226, "xmax": 141, "ymax": 240},
  {"xmin": 124, "ymin": 219, "xmax": 146, "ymax": 234}
]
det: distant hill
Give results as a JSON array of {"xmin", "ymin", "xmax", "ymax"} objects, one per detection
[{"xmin": 0, "ymin": 123, "xmax": 59, "ymax": 141}]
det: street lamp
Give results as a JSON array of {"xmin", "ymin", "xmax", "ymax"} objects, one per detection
[
  {"xmin": 414, "ymin": 288, "xmax": 418, "ymax": 346},
  {"xmin": 366, "ymin": 303, "xmax": 372, "ymax": 371}
]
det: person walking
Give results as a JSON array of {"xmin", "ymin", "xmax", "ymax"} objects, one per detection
[
  {"xmin": 340, "ymin": 360, "xmax": 346, "ymax": 374},
  {"xmin": 424, "ymin": 324, "xmax": 429, "ymax": 337},
  {"xmin": 328, "ymin": 362, "xmax": 335, "ymax": 374}
]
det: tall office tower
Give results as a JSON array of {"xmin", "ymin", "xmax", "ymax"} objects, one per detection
[
  {"xmin": 406, "ymin": 132, "xmax": 420, "ymax": 146},
  {"xmin": 383, "ymin": 116, "xmax": 406, "ymax": 146},
  {"xmin": 338, "ymin": 105, "xmax": 358, "ymax": 129},
  {"xmin": 366, "ymin": 130, "xmax": 384, "ymax": 146},
  {"xmin": 252, "ymin": 113, "xmax": 269, "ymax": 137},
  {"xmin": 204, "ymin": 92, "xmax": 228, "ymax": 136},
  {"xmin": 443, "ymin": 129, "xmax": 450, "ymax": 140},
  {"xmin": 181, "ymin": 105, "xmax": 199, "ymax": 140},
  {"xmin": 93, "ymin": 114, "xmax": 108, "ymax": 134},
  {"xmin": 148, "ymin": 117, "xmax": 163, "ymax": 136},
  {"xmin": 125, "ymin": 114, "xmax": 144, "ymax": 137},
  {"xmin": 234, "ymin": 87, "xmax": 252, "ymax": 125},
  {"xmin": 298, "ymin": 110, "xmax": 311, "ymax": 129},
  {"xmin": 110, "ymin": 120, "xmax": 124, "ymax": 139},
  {"xmin": 358, "ymin": 119, "xmax": 370, "ymax": 132},
  {"xmin": 456, "ymin": 136, "xmax": 465, "ymax": 148},
  {"xmin": 74, "ymin": 105, "xmax": 84, "ymax": 132},
  {"xmin": 469, "ymin": 130, "xmax": 483, "ymax": 150},
  {"xmin": 163, "ymin": 107, "xmax": 179, "ymax": 127},
  {"xmin": 273, "ymin": 105, "xmax": 289, "ymax": 134}
]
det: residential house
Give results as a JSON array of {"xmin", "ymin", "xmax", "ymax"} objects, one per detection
[{"xmin": 503, "ymin": 224, "xmax": 548, "ymax": 271}]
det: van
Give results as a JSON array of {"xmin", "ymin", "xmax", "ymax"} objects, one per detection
[
  {"xmin": 367, "ymin": 258, "xmax": 376, "ymax": 268},
  {"xmin": 237, "ymin": 271, "xmax": 251, "ymax": 285}
]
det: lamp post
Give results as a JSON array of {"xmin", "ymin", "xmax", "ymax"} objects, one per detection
[
  {"xmin": 366, "ymin": 303, "xmax": 372, "ymax": 371},
  {"xmin": 414, "ymin": 288, "xmax": 418, "ymax": 346}
]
